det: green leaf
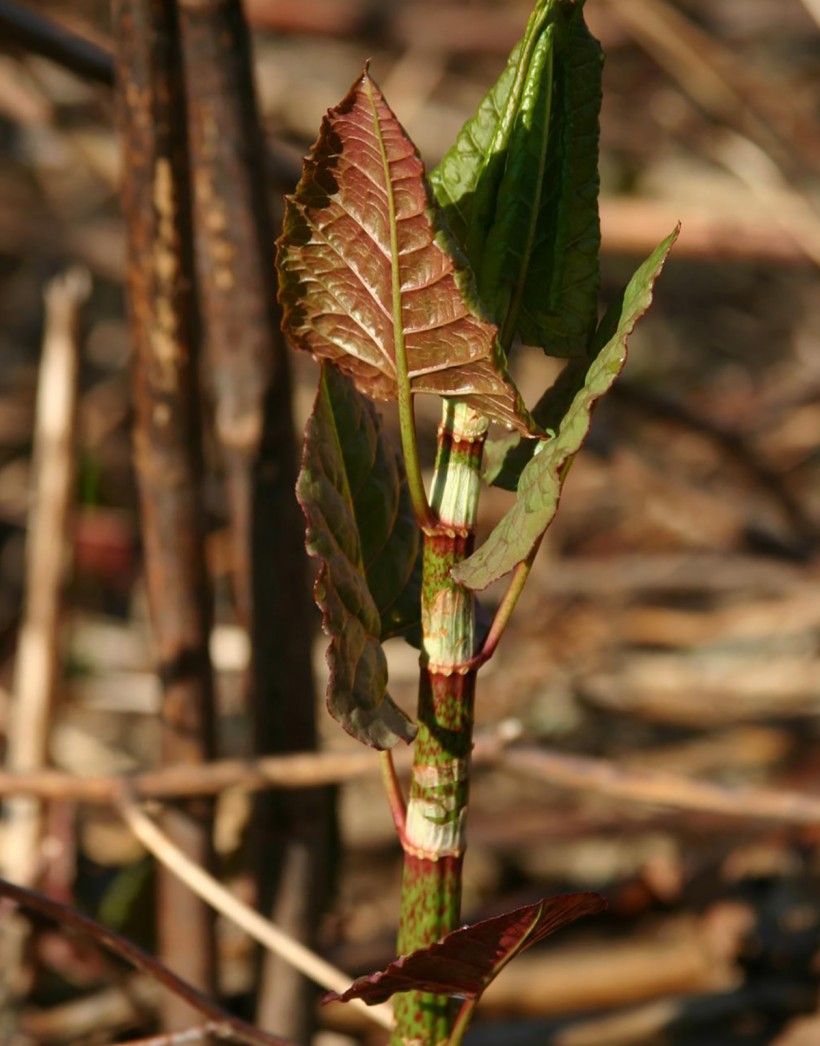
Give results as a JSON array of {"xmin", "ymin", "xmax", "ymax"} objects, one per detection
[
  {"xmin": 430, "ymin": 3, "xmax": 553, "ymax": 273},
  {"xmin": 483, "ymin": 358, "xmax": 588, "ymax": 490},
  {"xmin": 454, "ymin": 228, "xmax": 679, "ymax": 590},
  {"xmin": 430, "ymin": 0, "xmax": 603, "ymax": 357},
  {"xmin": 297, "ymin": 363, "xmax": 421, "ymax": 749},
  {"xmin": 277, "ymin": 68, "xmax": 534, "ymax": 435}
]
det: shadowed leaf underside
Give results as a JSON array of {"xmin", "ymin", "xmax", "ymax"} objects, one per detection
[
  {"xmin": 277, "ymin": 68, "xmax": 533, "ymax": 433},
  {"xmin": 455, "ymin": 227, "xmax": 680, "ymax": 590},
  {"xmin": 297, "ymin": 364, "xmax": 421, "ymax": 749},
  {"xmin": 325, "ymin": 892, "xmax": 606, "ymax": 1005}
]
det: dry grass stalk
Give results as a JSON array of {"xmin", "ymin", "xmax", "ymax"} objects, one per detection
[
  {"xmin": 116, "ymin": 796, "xmax": 395, "ymax": 1033},
  {"xmin": 0, "ymin": 730, "xmax": 814, "ymax": 828},
  {"xmin": 504, "ymin": 747, "xmax": 820, "ymax": 826},
  {"xmin": 2, "ymin": 267, "xmax": 89, "ymax": 887},
  {"xmin": 0, "ymin": 267, "xmax": 89, "ymax": 1031}
]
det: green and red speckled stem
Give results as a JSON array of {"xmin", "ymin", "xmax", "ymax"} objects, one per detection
[{"xmin": 392, "ymin": 400, "xmax": 487, "ymax": 1045}]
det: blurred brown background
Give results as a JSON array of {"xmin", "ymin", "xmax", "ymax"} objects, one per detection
[{"xmin": 0, "ymin": 1, "xmax": 819, "ymax": 1044}]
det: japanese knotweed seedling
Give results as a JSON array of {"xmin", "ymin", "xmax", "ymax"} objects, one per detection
[{"xmin": 277, "ymin": 1, "xmax": 677, "ymax": 1042}]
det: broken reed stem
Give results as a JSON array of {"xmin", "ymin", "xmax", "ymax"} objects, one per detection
[
  {"xmin": 2, "ymin": 268, "xmax": 89, "ymax": 889},
  {"xmin": 0, "ymin": 268, "xmax": 89, "ymax": 1026},
  {"xmin": 112, "ymin": 0, "xmax": 216, "ymax": 1021},
  {"xmin": 392, "ymin": 400, "xmax": 487, "ymax": 1045},
  {"xmin": 176, "ymin": 1, "xmax": 330, "ymax": 1036},
  {"xmin": 117, "ymin": 797, "xmax": 395, "ymax": 1033},
  {"xmin": 0, "ymin": 877, "xmax": 284, "ymax": 1046}
]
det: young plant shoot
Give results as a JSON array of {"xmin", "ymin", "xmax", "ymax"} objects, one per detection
[{"xmin": 277, "ymin": 1, "xmax": 677, "ymax": 1042}]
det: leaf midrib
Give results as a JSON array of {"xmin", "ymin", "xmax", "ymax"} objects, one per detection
[
  {"xmin": 466, "ymin": 1, "xmax": 552, "ymax": 265},
  {"xmin": 363, "ymin": 76, "xmax": 409, "ymax": 392},
  {"xmin": 499, "ymin": 31, "xmax": 555, "ymax": 353},
  {"xmin": 319, "ymin": 369, "xmax": 368, "ymax": 578}
]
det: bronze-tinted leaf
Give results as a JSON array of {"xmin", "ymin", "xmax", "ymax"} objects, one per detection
[
  {"xmin": 324, "ymin": 892, "xmax": 606, "ymax": 1005},
  {"xmin": 297, "ymin": 363, "xmax": 420, "ymax": 750},
  {"xmin": 277, "ymin": 68, "xmax": 533, "ymax": 434}
]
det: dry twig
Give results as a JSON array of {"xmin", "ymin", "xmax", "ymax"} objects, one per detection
[
  {"xmin": 0, "ymin": 268, "xmax": 90, "ymax": 1030},
  {"xmin": 116, "ymin": 795, "xmax": 395, "ymax": 1033},
  {"xmin": 0, "ymin": 734, "xmax": 813, "ymax": 828},
  {"xmin": 504, "ymin": 747, "xmax": 820, "ymax": 826},
  {"xmin": 2, "ymin": 267, "xmax": 90, "ymax": 888},
  {"xmin": 0, "ymin": 878, "xmax": 286, "ymax": 1046},
  {"xmin": 600, "ymin": 197, "xmax": 810, "ymax": 265}
]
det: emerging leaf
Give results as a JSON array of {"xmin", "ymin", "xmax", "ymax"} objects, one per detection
[
  {"xmin": 297, "ymin": 363, "xmax": 421, "ymax": 749},
  {"xmin": 277, "ymin": 68, "xmax": 533, "ymax": 434},
  {"xmin": 455, "ymin": 227, "xmax": 679, "ymax": 590},
  {"xmin": 431, "ymin": 0, "xmax": 602, "ymax": 356},
  {"xmin": 325, "ymin": 892, "xmax": 606, "ymax": 1005}
]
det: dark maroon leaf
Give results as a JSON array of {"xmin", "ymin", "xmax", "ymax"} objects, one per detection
[{"xmin": 324, "ymin": 891, "xmax": 606, "ymax": 1005}]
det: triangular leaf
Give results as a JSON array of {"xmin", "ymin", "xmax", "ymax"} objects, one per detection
[
  {"xmin": 297, "ymin": 363, "xmax": 421, "ymax": 749},
  {"xmin": 324, "ymin": 892, "xmax": 606, "ymax": 1006},
  {"xmin": 430, "ymin": 0, "xmax": 602, "ymax": 357},
  {"xmin": 277, "ymin": 68, "xmax": 534, "ymax": 434},
  {"xmin": 455, "ymin": 227, "xmax": 679, "ymax": 590}
]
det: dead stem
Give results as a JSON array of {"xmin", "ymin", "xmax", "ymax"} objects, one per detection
[{"xmin": 116, "ymin": 794, "xmax": 395, "ymax": 1033}]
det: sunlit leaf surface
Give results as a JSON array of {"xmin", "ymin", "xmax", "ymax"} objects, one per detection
[{"xmin": 278, "ymin": 68, "xmax": 533, "ymax": 433}]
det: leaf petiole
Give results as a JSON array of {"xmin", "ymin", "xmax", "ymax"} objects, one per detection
[
  {"xmin": 470, "ymin": 535, "xmax": 543, "ymax": 670},
  {"xmin": 397, "ymin": 387, "xmax": 435, "ymax": 531},
  {"xmin": 363, "ymin": 74, "xmax": 436, "ymax": 532},
  {"xmin": 470, "ymin": 453, "xmax": 575, "ymax": 667},
  {"xmin": 379, "ymin": 749, "xmax": 408, "ymax": 843},
  {"xmin": 448, "ymin": 997, "xmax": 477, "ymax": 1046}
]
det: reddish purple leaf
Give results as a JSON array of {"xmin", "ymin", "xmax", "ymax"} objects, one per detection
[
  {"xmin": 324, "ymin": 891, "xmax": 606, "ymax": 1006},
  {"xmin": 276, "ymin": 67, "xmax": 535, "ymax": 435}
]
